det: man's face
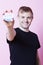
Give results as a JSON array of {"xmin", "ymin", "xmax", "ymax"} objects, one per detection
[{"xmin": 18, "ymin": 11, "xmax": 33, "ymax": 29}]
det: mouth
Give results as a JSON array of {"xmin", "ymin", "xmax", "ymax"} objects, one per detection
[{"xmin": 23, "ymin": 22, "xmax": 29, "ymax": 25}]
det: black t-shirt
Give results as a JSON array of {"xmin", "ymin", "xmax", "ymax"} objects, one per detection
[{"xmin": 7, "ymin": 28, "xmax": 40, "ymax": 65}]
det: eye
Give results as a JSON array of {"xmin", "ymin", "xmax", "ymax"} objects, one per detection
[
  {"xmin": 27, "ymin": 17, "xmax": 32, "ymax": 19},
  {"xmin": 22, "ymin": 16, "xmax": 25, "ymax": 18}
]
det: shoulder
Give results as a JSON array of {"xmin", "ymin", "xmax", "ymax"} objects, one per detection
[
  {"xmin": 29, "ymin": 31, "xmax": 38, "ymax": 38},
  {"xmin": 29, "ymin": 31, "xmax": 40, "ymax": 44},
  {"xmin": 13, "ymin": 28, "xmax": 21, "ymax": 37},
  {"xmin": 30, "ymin": 31, "xmax": 40, "ymax": 49},
  {"xmin": 14, "ymin": 28, "xmax": 20, "ymax": 32}
]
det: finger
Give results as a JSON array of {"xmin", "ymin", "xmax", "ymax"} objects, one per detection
[
  {"xmin": 5, "ymin": 10, "xmax": 8, "ymax": 13},
  {"xmin": 2, "ymin": 11, "xmax": 5, "ymax": 15},
  {"xmin": 2, "ymin": 10, "xmax": 8, "ymax": 15},
  {"xmin": 3, "ymin": 19, "xmax": 9, "ymax": 23},
  {"xmin": 10, "ymin": 10, "xmax": 13, "ymax": 13}
]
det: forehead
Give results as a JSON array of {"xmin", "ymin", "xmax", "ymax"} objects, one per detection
[{"xmin": 18, "ymin": 11, "xmax": 32, "ymax": 17}]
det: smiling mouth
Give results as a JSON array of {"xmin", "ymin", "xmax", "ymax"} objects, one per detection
[
  {"xmin": 23, "ymin": 22, "xmax": 29, "ymax": 24},
  {"xmin": 23, "ymin": 21, "xmax": 29, "ymax": 23}
]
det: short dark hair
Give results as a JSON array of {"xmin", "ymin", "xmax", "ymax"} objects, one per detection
[{"xmin": 18, "ymin": 6, "xmax": 33, "ymax": 16}]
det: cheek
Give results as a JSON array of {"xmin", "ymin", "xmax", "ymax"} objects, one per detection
[
  {"xmin": 28, "ymin": 19, "xmax": 32, "ymax": 23},
  {"xmin": 19, "ymin": 18, "xmax": 23, "ymax": 22},
  {"xmin": 28, "ymin": 20, "xmax": 32, "ymax": 26}
]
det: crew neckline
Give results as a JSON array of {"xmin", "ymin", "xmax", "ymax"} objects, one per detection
[{"xmin": 17, "ymin": 28, "xmax": 30, "ymax": 34}]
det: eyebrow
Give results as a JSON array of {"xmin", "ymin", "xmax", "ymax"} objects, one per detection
[{"xmin": 21, "ymin": 16, "xmax": 33, "ymax": 18}]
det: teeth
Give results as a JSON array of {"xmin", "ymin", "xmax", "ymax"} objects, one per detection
[{"xmin": 24, "ymin": 23, "xmax": 28, "ymax": 24}]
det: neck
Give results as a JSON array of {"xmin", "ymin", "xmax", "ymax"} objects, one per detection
[{"xmin": 19, "ymin": 26, "xmax": 29, "ymax": 32}]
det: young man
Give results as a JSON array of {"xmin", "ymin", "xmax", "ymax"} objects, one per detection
[{"xmin": 3, "ymin": 6, "xmax": 40, "ymax": 65}]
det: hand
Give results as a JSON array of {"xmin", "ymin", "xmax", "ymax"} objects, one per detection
[{"xmin": 3, "ymin": 10, "xmax": 15, "ymax": 28}]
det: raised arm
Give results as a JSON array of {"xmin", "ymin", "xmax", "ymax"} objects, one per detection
[{"xmin": 3, "ymin": 10, "xmax": 16, "ymax": 41}]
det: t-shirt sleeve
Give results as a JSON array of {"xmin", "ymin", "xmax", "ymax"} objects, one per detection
[
  {"xmin": 6, "ymin": 37, "xmax": 15, "ymax": 45},
  {"xmin": 35, "ymin": 34, "xmax": 41, "ymax": 49},
  {"xmin": 6, "ymin": 28, "xmax": 18, "ymax": 45}
]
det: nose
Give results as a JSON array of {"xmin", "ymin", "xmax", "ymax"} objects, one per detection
[{"xmin": 24, "ymin": 18, "xmax": 28, "ymax": 22}]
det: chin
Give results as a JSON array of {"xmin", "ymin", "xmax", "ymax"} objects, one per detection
[{"xmin": 22, "ymin": 26, "xmax": 29, "ymax": 29}]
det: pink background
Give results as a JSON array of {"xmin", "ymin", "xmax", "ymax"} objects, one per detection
[{"xmin": 0, "ymin": 0, "xmax": 43, "ymax": 65}]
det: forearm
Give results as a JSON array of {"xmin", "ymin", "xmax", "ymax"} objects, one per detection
[
  {"xmin": 6, "ymin": 27, "xmax": 16, "ymax": 41},
  {"xmin": 36, "ymin": 51, "xmax": 41, "ymax": 65},
  {"xmin": 36, "ymin": 57, "xmax": 40, "ymax": 65}
]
